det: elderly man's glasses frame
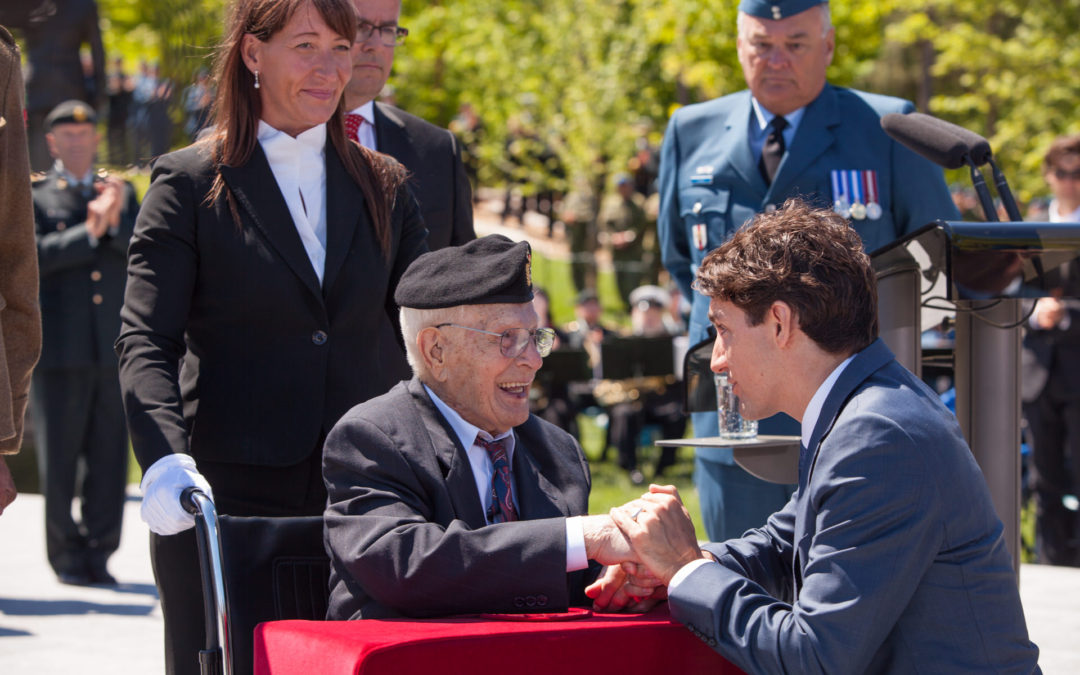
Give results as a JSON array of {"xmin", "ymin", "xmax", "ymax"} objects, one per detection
[
  {"xmin": 435, "ymin": 324, "xmax": 556, "ymax": 358},
  {"xmin": 357, "ymin": 20, "xmax": 408, "ymax": 47}
]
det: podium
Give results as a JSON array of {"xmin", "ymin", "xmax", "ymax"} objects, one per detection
[{"xmin": 873, "ymin": 219, "xmax": 1080, "ymax": 573}]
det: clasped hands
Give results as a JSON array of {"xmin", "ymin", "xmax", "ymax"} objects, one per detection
[
  {"xmin": 580, "ymin": 484, "xmax": 706, "ymax": 613},
  {"xmin": 86, "ymin": 176, "xmax": 125, "ymax": 239}
]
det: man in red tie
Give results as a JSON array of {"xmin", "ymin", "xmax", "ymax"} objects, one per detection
[
  {"xmin": 343, "ymin": 0, "xmax": 474, "ymax": 250},
  {"xmin": 323, "ymin": 236, "xmax": 642, "ymax": 620}
]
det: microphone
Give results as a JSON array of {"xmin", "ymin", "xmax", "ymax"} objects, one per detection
[
  {"xmin": 888, "ymin": 113, "xmax": 1023, "ymax": 221},
  {"xmin": 881, "ymin": 112, "xmax": 999, "ymax": 221},
  {"xmin": 880, "ymin": 112, "xmax": 971, "ymax": 169}
]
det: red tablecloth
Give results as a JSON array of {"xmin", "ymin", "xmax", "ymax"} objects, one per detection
[{"xmin": 254, "ymin": 604, "xmax": 743, "ymax": 675}]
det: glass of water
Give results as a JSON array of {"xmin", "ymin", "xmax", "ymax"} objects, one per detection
[{"xmin": 715, "ymin": 372, "xmax": 758, "ymax": 439}]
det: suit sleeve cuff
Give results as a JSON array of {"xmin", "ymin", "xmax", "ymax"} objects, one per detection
[
  {"xmin": 669, "ymin": 558, "xmax": 715, "ymax": 591},
  {"xmin": 565, "ymin": 516, "xmax": 588, "ymax": 572}
]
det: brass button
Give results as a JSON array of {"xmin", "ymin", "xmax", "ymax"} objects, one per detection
[
  {"xmin": 56, "ymin": 222, "xmax": 67, "ymax": 231},
  {"xmin": 92, "ymin": 294, "xmax": 103, "ymax": 305},
  {"xmin": 91, "ymin": 270, "xmax": 102, "ymax": 281}
]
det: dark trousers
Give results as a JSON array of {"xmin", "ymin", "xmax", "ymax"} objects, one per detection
[
  {"xmin": 609, "ymin": 389, "xmax": 685, "ymax": 476},
  {"xmin": 1025, "ymin": 391, "xmax": 1080, "ymax": 566},
  {"xmin": 153, "ymin": 447, "xmax": 326, "ymax": 675},
  {"xmin": 30, "ymin": 366, "xmax": 129, "ymax": 575}
]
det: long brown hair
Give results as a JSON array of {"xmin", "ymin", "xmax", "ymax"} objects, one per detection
[{"xmin": 202, "ymin": 0, "xmax": 406, "ymax": 260}]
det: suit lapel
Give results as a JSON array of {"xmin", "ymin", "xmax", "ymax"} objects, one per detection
[
  {"xmin": 511, "ymin": 431, "xmax": 568, "ymax": 520},
  {"xmin": 322, "ymin": 142, "xmax": 363, "ymax": 295},
  {"xmin": 800, "ymin": 338, "xmax": 896, "ymax": 486},
  {"xmin": 768, "ymin": 84, "xmax": 839, "ymax": 201},
  {"xmin": 373, "ymin": 102, "xmax": 409, "ymax": 159},
  {"xmin": 407, "ymin": 379, "xmax": 488, "ymax": 528},
  {"xmin": 219, "ymin": 145, "xmax": 322, "ymax": 300}
]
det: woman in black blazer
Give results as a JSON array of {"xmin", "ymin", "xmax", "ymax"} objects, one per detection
[{"xmin": 115, "ymin": 0, "xmax": 428, "ymax": 671}]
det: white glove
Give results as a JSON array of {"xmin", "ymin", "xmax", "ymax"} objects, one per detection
[{"xmin": 140, "ymin": 453, "xmax": 214, "ymax": 536}]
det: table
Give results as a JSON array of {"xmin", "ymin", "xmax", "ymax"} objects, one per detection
[
  {"xmin": 254, "ymin": 605, "xmax": 744, "ymax": 675},
  {"xmin": 656, "ymin": 435, "xmax": 800, "ymax": 484}
]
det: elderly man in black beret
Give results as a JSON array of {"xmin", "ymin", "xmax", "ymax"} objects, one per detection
[{"xmin": 324, "ymin": 235, "xmax": 643, "ymax": 620}]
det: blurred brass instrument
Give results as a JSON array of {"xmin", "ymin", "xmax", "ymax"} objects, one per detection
[{"xmin": 592, "ymin": 374, "xmax": 677, "ymax": 407}]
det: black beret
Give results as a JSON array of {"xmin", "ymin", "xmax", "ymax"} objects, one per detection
[
  {"xmin": 45, "ymin": 100, "xmax": 97, "ymax": 129},
  {"xmin": 394, "ymin": 235, "xmax": 534, "ymax": 309}
]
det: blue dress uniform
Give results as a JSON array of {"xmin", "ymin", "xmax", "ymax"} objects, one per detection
[
  {"xmin": 659, "ymin": 83, "xmax": 959, "ymax": 541},
  {"xmin": 31, "ymin": 102, "xmax": 139, "ymax": 582}
]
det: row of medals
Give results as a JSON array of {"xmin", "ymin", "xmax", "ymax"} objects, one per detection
[{"xmin": 833, "ymin": 197, "xmax": 883, "ymax": 221}]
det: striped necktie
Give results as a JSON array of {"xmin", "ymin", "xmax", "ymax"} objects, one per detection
[
  {"xmin": 759, "ymin": 116, "xmax": 788, "ymax": 185},
  {"xmin": 476, "ymin": 437, "xmax": 518, "ymax": 523}
]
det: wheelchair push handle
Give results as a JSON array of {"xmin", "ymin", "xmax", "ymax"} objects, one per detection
[{"xmin": 182, "ymin": 486, "xmax": 212, "ymax": 516}]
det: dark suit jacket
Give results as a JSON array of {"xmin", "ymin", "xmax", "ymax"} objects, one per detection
[
  {"xmin": 20, "ymin": 0, "xmax": 106, "ymax": 112},
  {"xmin": 1022, "ymin": 262, "xmax": 1080, "ymax": 402},
  {"xmin": 116, "ymin": 141, "xmax": 428, "ymax": 475},
  {"xmin": 669, "ymin": 340, "xmax": 1040, "ymax": 674},
  {"xmin": 374, "ymin": 102, "xmax": 474, "ymax": 250},
  {"xmin": 34, "ymin": 169, "xmax": 136, "ymax": 370},
  {"xmin": 324, "ymin": 378, "xmax": 593, "ymax": 620}
]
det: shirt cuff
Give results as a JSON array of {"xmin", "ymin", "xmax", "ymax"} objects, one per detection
[
  {"xmin": 668, "ymin": 558, "xmax": 715, "ymax": 592},
  {"xmin": 565, "ymin": 516, "xmax": 588, "ymax": 572}
]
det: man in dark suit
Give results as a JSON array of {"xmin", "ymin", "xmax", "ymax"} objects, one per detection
[
  {"xmin": 18, "ymin": 0, "xmax": 107, "ymax": 171},
  {"xmin": 31, "ymin": 100, "xmax": 137, "ymax": 584},
  {"xmin": 657, "ymin": 0, "xmax": 960, "ymax": 543},
  {"xmin": 342, "ymin": 0, "xmax": 474, "ymax": 250},
  {"xmin": 1021, "ymin": 135, "xmax": 1080, "ymax": 567},
  {"xmin": 602, "ymin": 200, "xmax": 1039, "ymax": 673},
  {"xmin": 324, "ymin": 236, "xmax": 636, "ymax": 619}
]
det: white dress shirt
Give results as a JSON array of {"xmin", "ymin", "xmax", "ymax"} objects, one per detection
[
  {"xmin": 257, "ymin": 121, "xmax": 328, "ymax": 284},
  {"xmin": 1048, "ymin": 198, "xmax": 1080, "ymax": 224},
  {"xmin": 347, "ymin": 101, "xmax": 377, "ymax": 151},
  {"xmin": 424, "ymin": 384, "xmax": 589, "ymax": 573},
  {"xmin": 668, "ymin": 355, "xmax": 855, "ymax": 590}
]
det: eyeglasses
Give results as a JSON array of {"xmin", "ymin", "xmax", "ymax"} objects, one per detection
[
  {"xmin": 357, "ymin": 20, "xmax": 408, "ymax": 47},
  {"xmin": 435, "ymin": 324, "xmax": 556, "ymax": 358},
  {"xmin": 1053, "ymin": 167, "xmax": 1080, "ymax": 181}
]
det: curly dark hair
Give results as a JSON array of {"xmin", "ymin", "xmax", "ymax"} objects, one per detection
[{"xmin": 693, "ymin": 198, "xmax": 878, "ymax": 355}]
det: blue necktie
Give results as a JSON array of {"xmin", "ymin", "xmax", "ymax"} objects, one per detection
[{"xmin": 477, "ymin": 437, "xmax": 518, "ymax": 523}]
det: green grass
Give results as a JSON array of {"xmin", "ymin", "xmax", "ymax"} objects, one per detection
[{"xmin": 577, "ymin": 414, "xmax": 706, "ymax": 541}]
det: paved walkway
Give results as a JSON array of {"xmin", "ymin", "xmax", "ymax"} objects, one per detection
[{"xmin": 1, "ymin": 491, "xmax": 1078, "ymax": 673}]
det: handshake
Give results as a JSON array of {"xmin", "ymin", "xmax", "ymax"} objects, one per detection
[{"xmin": 579, "ymin": 484, "xmax": 709, "ymax": 613}]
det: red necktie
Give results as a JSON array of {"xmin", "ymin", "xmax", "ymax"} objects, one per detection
[
  {"xmin": 345, "ymin": 113, "xmax": 365, "ymax": 143},
  {"xmin": 476, "ymin": 437, "xmax": 518, "ymax": 523}
]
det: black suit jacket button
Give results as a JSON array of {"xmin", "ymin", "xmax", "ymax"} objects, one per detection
[
  {"xmin": 536, "ymin": 594, "xmax": 548, "ymax": 606},
  {"xmin": 514, "ymin": 597, "xmax": 525, "ymax": 608},
  {"xmin": 525, "ymin": 595, "xmax": 537, "ymax": 608},
  {"xmin": 312, "ymin": 330, "xmax": 328, "ymax": 345},
  {"xmin": 708, "ymin": 639, "xmax": 717, "ymax": 647}
]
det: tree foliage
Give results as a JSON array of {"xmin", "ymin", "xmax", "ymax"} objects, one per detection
[{"xmin": 91, "ymin": 0, "xmax": 1080, "ymax": 204}]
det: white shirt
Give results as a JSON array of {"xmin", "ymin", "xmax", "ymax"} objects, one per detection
[
  {"xmin": 424, "ymin": 384, "xmax": 589, "ymax": 573},
  {"xmin": 257, "ymin": 121, "xmax": 328, "ymax": 284},
  {"xmin": 347, "ymin": 101, "xmax": 377, "ymax": 151},
  {"xmin": 668, "ymin": 355, "xmax": 855, "ymax": 591},
  {"xmin": 749, "ymin": 97, "xmax": 807, "ymax": 163},
  {"xmin": 1048, "ymin": 198, "xmax": 1080, "ymax": 224}
]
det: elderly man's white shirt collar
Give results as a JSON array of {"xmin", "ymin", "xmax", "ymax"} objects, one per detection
[
  {"xmin": 800, "ymin": 354, "xmax": 856, "ymax": 449},
  {"xmin": 257, "ymin": 120, "xmax": 328, "ymax": 284},
  {"xmin": 347, "ymin": 100, "xmax": 377, "ymax": 151},
  {"xmin": 423, "ymin": 383, "xmax": 516, "ymax": 518}
]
